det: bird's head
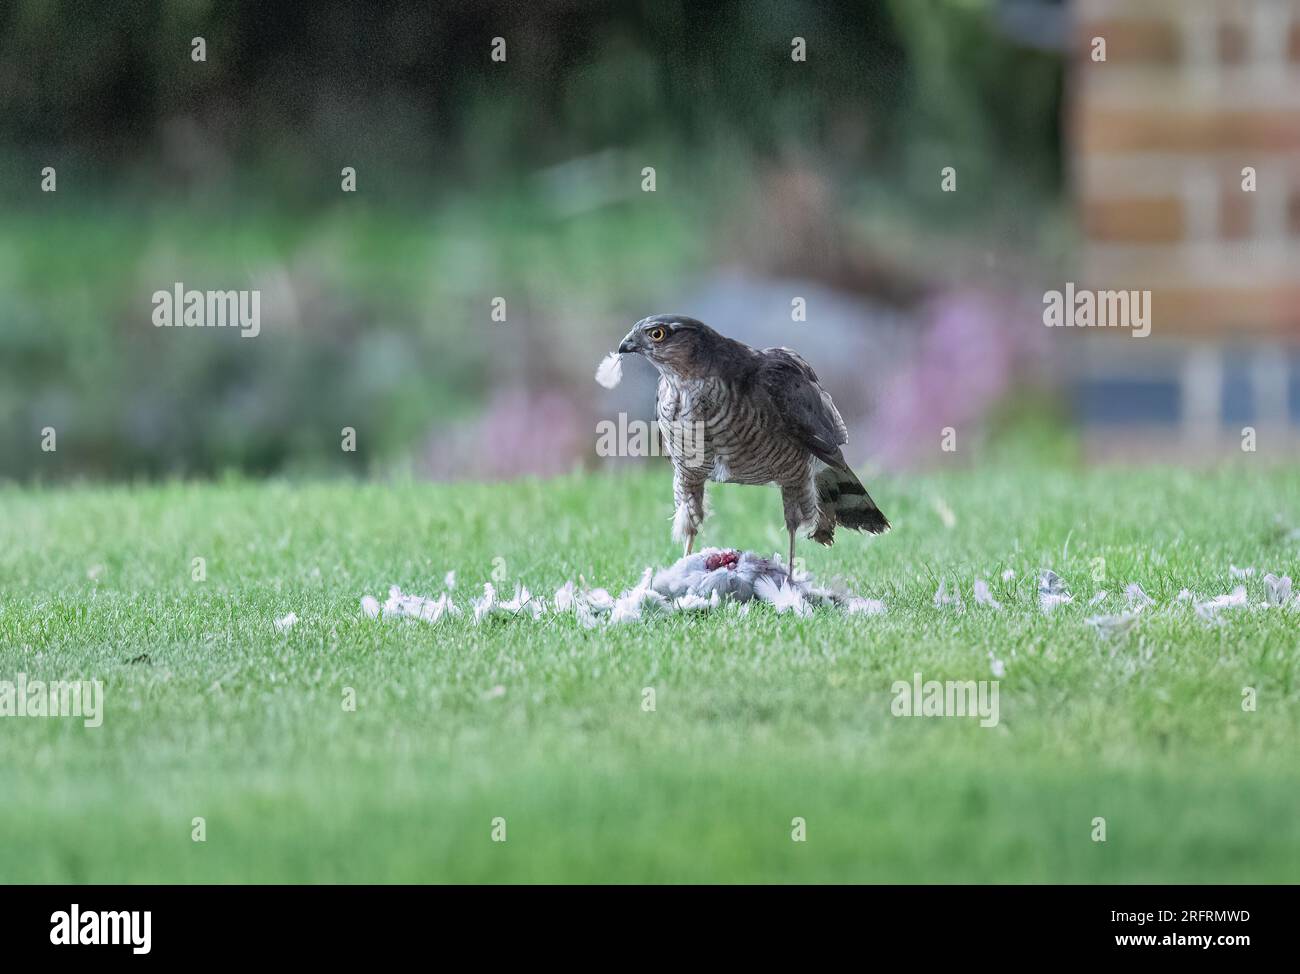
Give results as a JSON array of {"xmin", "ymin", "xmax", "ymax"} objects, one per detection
[{"xmin": 618, "ymin": 314, "xmax": 716, "ymax": 377}]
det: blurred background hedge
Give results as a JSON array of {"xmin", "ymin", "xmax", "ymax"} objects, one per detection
[{"xmin": 0, "ymin": 0, "xmax": 1067, "ymax": 480}]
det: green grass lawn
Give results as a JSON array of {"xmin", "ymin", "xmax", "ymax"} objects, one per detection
[{"xmin": 2, "ymin": 466, "xmax": 1298, "ymax": 883}]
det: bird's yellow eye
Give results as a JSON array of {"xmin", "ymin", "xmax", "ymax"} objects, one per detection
[{"xmin": 648, "ymin": 326, "xmax": 667, "ymax": 342}]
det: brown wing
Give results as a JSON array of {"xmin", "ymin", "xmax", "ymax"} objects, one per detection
[{"xmin": 756, "ymin": 346, "xmax": 851, "ymax": 469}]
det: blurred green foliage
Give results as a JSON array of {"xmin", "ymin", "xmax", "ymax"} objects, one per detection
[{"xmin": 0, "ymin": 0, "xmax": 1063, "ymax": 480}]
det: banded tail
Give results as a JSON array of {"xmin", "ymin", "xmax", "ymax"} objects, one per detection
[{"xmin": 810, "ymin": 464, "xmax": 889, "ymax": 545}]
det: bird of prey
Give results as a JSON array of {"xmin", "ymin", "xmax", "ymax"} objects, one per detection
[{"xmin": 617, "ymin": 314, "xmax": 889, "ymax": 573}]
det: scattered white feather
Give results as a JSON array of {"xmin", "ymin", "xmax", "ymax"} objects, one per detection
[
  {"xmin": 473, "ymin": 583, "xmax": 543, "ymax": 623},
  {"xmin": 609, "ymin": 591, "xmax": 663, "ymax": 624},
  {"xmin": 1230, "ymin": 565, "xmax": 1255, "ymax": 579},
  {"xmin": 1194, "ymin": 586, "xmax": 1248, "ymax": 622},
  {"xmin": 611, "ymin": 568, "xmax": 669, "ymax": 624},
  {"xmin": 586, "ymin": 588, "xmax": 615, "ymax": 612},
  {"xmin": 845, "ymin": 597, "xmax": 887, "ymax": 616},
  {"xmin": 1039, "ymin": 569, "xmax": 1067, "ymax": 595},
  {"xmin": 471, "ymin": 583, "xmax": 498, "ymax": 623},
  {"xmin": 1086, "ymin": 609, "xmax": 1142, "ymax": 639},
  {"xmin": 1124, "ymin": 583, "xmax": 1154, "ymax": 608},
  {"xmin": 1208, "ymin": 586, "xmax": 1248, "ymax": 608},
  {"xmin": 973, "ymin": 579, "xmax": 1002, "ymax": 610},
  {"xmin": 552, "ymin": 581, "xmax": 601, "ymax": 628},
  {"xmin": 674, "ymin": 591, "xmax": 721, "ymax": 612},
  {"xmin": 504, "ymin": 584, "xmax": 545, "ymax": 620},
  {"xmin": 553, "ymin": 580, "xmax": 578, "ymax": 612},
  {"xmin": 754, "ymin": 575, "xmax": 812, "ymax": 617},
  {"xmin": 1039, "ymin": 593, "xmax": 1073, "ymax": 612},
  {"xmin": 594, "ymin": 352, "xmax": 624, "ymax": 389},
  {"xmin": 356, "ymin": 549, "xmax": 1057, "ymax": 628},
  {"xmin": 1000, "ymin": 569, "xmax": 1016, "ymax": 582},
  {"xmin": 274, "ymin": 612, "xmax": 298, "ymax": 631},
  {"xmin": 1264, "ymin": 573, "xmax": 1293, "ymax": 607},
  {"xmin": 931, "ymin": 496, "xmax": 957, "ymax": 529},
  {"xmin": 481, "ymin": 684, "xmax": 506, "ymax": 701},
  {"xmin": 392, "ymin": 571, "xmax": 1290, "ymax": 630},
  {"xmin": 1037, "ymin": 570, "xmax": 1073, "ymax": 613},
  {"xmin": 371, "ymin": 585, "xmax": 457, "ymax": 624},
  {"xmin": 933, "ymin": 578, "xmax": 963, "ymax": 610},
  {"xmin": 574, "ymin": 600, "xmax": 598, "ymax": 628},
  {"xmin": 358, "ymin": 563, "xmax": 1284, "ymax": 630},
  {"xmin": 989, "ymin": 656, "xmax": 1006, "ymax": 678},
  {"xmin": 444, "ymin": 570, "xmax": 456, "ymax": 590}
]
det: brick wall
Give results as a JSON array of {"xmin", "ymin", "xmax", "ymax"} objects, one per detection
[{"xmin": 1072, "ymin": 0, "xmax": 1300, "ymax": 339}]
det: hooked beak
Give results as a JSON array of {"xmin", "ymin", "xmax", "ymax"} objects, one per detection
[{"xmin": 617, "ymin": 332, "xmax": 639, "ymax": 355}]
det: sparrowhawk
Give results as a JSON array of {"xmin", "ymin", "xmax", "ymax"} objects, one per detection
[{"xmin": 617, "ymin": 314, "xmax": 889, "ymax": 573}]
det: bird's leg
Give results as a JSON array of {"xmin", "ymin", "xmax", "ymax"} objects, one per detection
[
  {"xmin": 781, "ymin": 477, "xmax": 817, "ymax": 584},
  {"xmin": 672, "ymin": 469, "xmax": 706, "ymax": 561}
]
